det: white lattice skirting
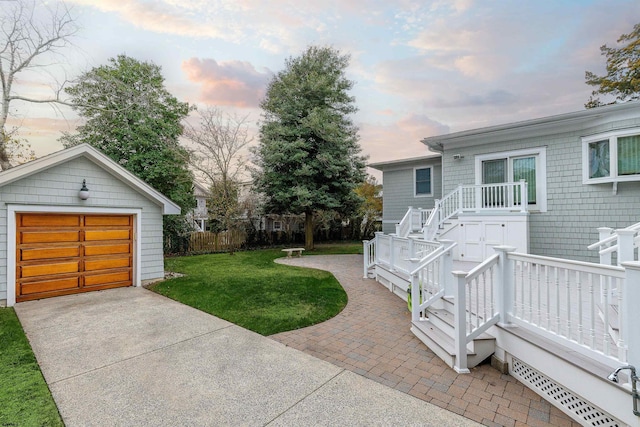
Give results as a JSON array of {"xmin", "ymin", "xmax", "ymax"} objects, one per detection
[{"xmin": 510, "ymin": 357, "xmax": 622, "ymax": 427}]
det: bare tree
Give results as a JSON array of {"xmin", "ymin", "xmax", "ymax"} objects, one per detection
[
  {"xmin": 1, "ymin": 0, "xmax": 78, "ymax": 169},
  {"xmin": 184, "ymin": 107, "xmax": 253, "ymax": 253}
]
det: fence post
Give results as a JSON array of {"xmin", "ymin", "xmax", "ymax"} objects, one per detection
[
  {"xmin": 597, "ymin": 227, "xmax": 613, "ymax": 265},
  {"xmin": 621, "ymin": 262, "xmax": 640, "ymax": 371},
  {"xmin": 616, "ymin": 229, "xmax": 635, "ymax": 265},
  {"xmin": 494, "ymin": 245, "xmax": 517, "ymax": 326},
  {"xmin": 363, "ymin": 240, "xmax": 370, "ymax": 279},
  {"xmin": 408, "ymin": 237, "xmax": 416, "ymax": 259},
  {"xmin": 374, "ymin": 232, "xmax": 383, "ymax": 264},
  {"xmin": 452, "ymin": 270, "xmax": 470, "ymax": 374},
  {"xmin": 520, "ymin": 180, "xmax": 527, "ymax": 212},
  {"xmin": 439, "ymin": 239, "xmax": 456, "ymax": 297},
  {"xmin": 409, "ymin": 258, "xmax": 422, "ymax": 323},
  {"xmin": 389, "ymin": 235, "xmax": 396, "ymax": 271}
]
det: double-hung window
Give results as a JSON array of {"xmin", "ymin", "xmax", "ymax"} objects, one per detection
[
  {"xmin": 475, "ymin": 147, "xmax": 547, "ymax": 212},
  {"xmin": 414, "ymin": 167, "xmax": 432, "ymax": 197},
  {"xmin": 583, "ymin": 129, "xmax": 640, "ymax": 183}
]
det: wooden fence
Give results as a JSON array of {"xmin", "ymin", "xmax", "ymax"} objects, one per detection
[{"xmin": 188, "ymin": 230, "xmax": 247, "ymax": 253}]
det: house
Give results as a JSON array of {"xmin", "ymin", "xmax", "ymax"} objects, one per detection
[
  {"xmin": 1, "ymin": 143, "xmax": 180, "ymax": 307},
  {"xmin": 190, "ymin": 182, "xmax": 209, "ymax": 232},
  {"xmin": 369, "ymin": 154, "xmax": 442, "ymax": 235},
  {"xmin": 365, "ymin": 102, "xmax": 640, "ymax": 426}
]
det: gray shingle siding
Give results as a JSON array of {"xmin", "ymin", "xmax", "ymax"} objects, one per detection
[
  {"xmin": 442, "ymin": 117, "xmax": 640, "ymax": 262},
  {"xmin": 381, "ymin": 160, "xmax": 442, "ymax": 234},
  {"xmin": 0, "ymin": 156, "xmax": 166, "ymax": 301}
]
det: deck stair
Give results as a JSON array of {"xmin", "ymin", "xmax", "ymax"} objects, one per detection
[{"xmin": 411, "ymin": 297, "xmax": 496, "ymax": 370}]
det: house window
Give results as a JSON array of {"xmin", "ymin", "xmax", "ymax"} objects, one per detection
[
  {"xmin": 273, "ymin": 220, "xmax": 283, "ymax": 231},
  {"xmin": 197, "ymin": 198, "xmax": 206, "ymax": 209},
  {"xmin": 414, "ymin": 167, "xmax": 432, "ymax": 197},
  {"xmin": 583, "ymin": 129, "xmax": 640, "ymax": 183},
  {"xmin": 475, "ymin": 147, "xmax": 547, "ymax": 212}
]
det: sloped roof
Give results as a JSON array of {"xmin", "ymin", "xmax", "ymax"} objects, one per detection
[
  {"xmin": 0, "ymin": 143, "xmax": 181, "ymax": 215},
  {"xmin": 422, "ymin": 101, "xmax": 640, "ymax": 151},
  {"xmin": 368, "ymin": 153, "xmax": 441, "ymax": 171}
]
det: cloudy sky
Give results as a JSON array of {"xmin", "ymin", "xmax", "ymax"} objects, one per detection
[{"xmin": 6, "ymin": 0, "xmax": 640, "ymax": 178}]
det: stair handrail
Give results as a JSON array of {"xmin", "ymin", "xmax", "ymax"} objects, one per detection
[
  {"xmin": 410, "ymin": 241, "xmax": 457, "ymax": 324},
  {"xmin": 395, "ymin": 206, "xmax": 414, "ymax": 237},
  {"xmin": 588, "ymin": 222, "xmax": 640, "ymax": 253}
]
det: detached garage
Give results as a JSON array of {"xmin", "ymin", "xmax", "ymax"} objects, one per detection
[{"xmin": 0, "ymin": 144, "xmax": 180, "ymax": 306}]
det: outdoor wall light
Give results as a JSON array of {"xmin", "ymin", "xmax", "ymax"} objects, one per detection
[{"xmin": 78, "ymin": 179, "xmax": 90, "ymax": 200}]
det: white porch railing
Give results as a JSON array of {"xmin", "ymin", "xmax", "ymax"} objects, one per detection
[
  {"xmin": 422, "ymin": 181, "xmax": 528, "ymax": 240},
  {"xmin": 589, "ymin": 222, "xmax": 640, "ymax": 265},
  {"xmin": 395, "ymin": 207, "xmax": 433, "ymax": 238},
  {"xmin": 366, "ymin": 232, "xmax": 441, "ymax": 276},
  {"xmin": 410, "ymin": 240, "xmax": 457, "ymax": 320}
]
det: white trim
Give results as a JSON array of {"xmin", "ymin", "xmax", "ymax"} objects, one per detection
[
  {"xmin": 6, "ymin": 205, "xmax": 142, "ymax": 307},
  {"xmin": 582, "ymin": 127, "xmax": 640, "ymax": 184},
  {"xmin": 273, "ymin": 220, "xmax": 283, "ymax": 231},
  {"xmin": 0, "ymin": 144, "xmax": 180, "ymax": 215},
  {"xmin": 414, "ymin": 166, "xmax": 433, "ymax": 197},
  {"xmin": 474, "ymin": 147, "xmax": 547, "ymax": 212}
]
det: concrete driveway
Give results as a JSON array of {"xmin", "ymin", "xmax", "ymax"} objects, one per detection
[{"xmin": 15, "ymin": 286, "xmax": 479, "ymax": 426}]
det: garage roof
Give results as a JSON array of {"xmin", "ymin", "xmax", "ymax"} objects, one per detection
[{"xmin": 0, "ymin": 144, "xmax": 181, "ymax": 215}]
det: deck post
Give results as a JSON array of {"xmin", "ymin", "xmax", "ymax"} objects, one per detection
[
  {"xmin": 452, "ymin": 270, "xmax": 470, "ymax": 373},
  {"xmin": 494, "ymin": 245, "xmax": 517, "ymax": 326},
  {"xmin": 410, "ymin": 258, "xmax": 421, "ymax": 323},
  {"xmin": 519, "ymin": 180, "xmax": 527, "ymax": 212},
  {"xmin": 389, "ymin": 235, "xmax": 396, "ymax": 271},
  {"xmin": 374, "ymin": 232, "xmax": 383, "ymax": 265},
  {"xmin": 363, "ymin": 240, "xmax": 370, "ymax": 279},
  {"xmin": 408, "ymin": 237, "xmax": 416, "ymax": 259},
  {"xmin": 439, "ymin": 239, "xmax": 456, "ymax": 297},
  {"xmin": 621, "ymin": 262, "xmax": 640, "ymax": 370},
  {"xmin": 616, "ymin": 229, "xmax": 635, "ymax": 265},
  {"xmin": 597, "ymin": 227, "xmax": 613, "ymax": 265}
]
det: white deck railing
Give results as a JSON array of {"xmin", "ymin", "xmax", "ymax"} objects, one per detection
[
  {"xmin": 363, "ymin": 233, "xmax": 442, "ymax": 277},
  {"xmin": 410, "ymin": 241, "xmax": 457, "ymax": 322},
  {"xmin": 395, "ymin": 207, "xmax": 433, "ymax": 238},
  {"xmin": 422, "ymin": 181, "xmax": 528, "ymax": 240},
  {"xmin": 588, "ymin": 222, "xmax": 640, "ymax": 265}
]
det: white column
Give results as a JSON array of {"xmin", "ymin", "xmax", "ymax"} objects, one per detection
[
  {"xmin": 363, "ymin": 240, "xmax": 370, "ymax": 279},
  {"xmin": 520, "ymin": 180, "xmax": 527, "ymax": 212},
  {"xmin": 597, "ymin": 227, "xmax": 613, "ymax": 265},
  {"xmin": 389, "ymin": 235, "xmax": 396, "ymax": 271},
  {"xmin": 616, "ymin": 229, "xmax": 635, "ymax": 265},
  {"xmin": 494, "ymin": 245, "xmax": 517, "ymax": 326},
  {"xmin": 410, "ymin": 258, "xmax": 421, "ymax": 323},
  {"xmin": 621, "ymin": 262, "xmax": 640, "ymax": 370},
  {"xmin": 374, "ymin": 232, "xmax": 383, "ymax": 265},
  {"xmin": 453, "ymin": 270, "xmax": 470, "ymax": 373}
]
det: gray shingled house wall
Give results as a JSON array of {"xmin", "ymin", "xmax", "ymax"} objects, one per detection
[
  {"xmin": 380, "ymin": 159, "xmax": 442, "ymax": 234},
  {"xmin": 440, "ymin": 117, "xmax": 640, "ymax": 262}
]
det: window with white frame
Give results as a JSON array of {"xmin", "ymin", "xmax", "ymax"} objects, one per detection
[
  {"xmin": 583, "ymin": 128, "xmax": 640, "ymax": 183},
  {"xmin": 414, "ymin": 166, "xmax": 432, "ymax": 197},
  {"xmin": 273, "ymin": 220, "xmax": 283, "ymax": 231},
  {"xmin": 475, "ymin": 147, "xmax": 547, "ymax": 212}
]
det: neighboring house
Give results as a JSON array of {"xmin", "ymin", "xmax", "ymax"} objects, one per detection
[
  {"xmin": 369, "ymin": 155, "xmax": 442, "ymax": 235},
  {"xmin": 1, "ymin": 143, "xmax": 180, "ymax": 307},
  {"xmin": 191, "ymin": 182, "xmax": 209, "ymax": 232},
  {"xmin": 364, "ymin": 102, "xmax": 640, "ymax": 426}
]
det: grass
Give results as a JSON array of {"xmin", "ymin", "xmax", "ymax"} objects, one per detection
[
  {"xmin": 150, "ymin": 247, "xmax": 353, "ymax": 335},
  {"xmin": 306, "ymin": 241, "xmax": 363, "ymax": 255},
  {"xmin": 0, "ymin": 308, "xmax": 63, "ymax": 426}
]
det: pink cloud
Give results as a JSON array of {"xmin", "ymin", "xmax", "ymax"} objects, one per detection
[
  {"xmin": 359, "ymin": 114, "xmax": 449, "ymax": 165},
  {"xmin": 182, "ymin": 58, "xmax": 272, "ymax": 108}
]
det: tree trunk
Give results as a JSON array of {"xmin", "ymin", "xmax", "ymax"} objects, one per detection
[{"xmin": 304, "ymin": 211, "xmax": 314, "ymax": 250}]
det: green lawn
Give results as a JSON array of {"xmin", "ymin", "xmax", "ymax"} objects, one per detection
[
  {"xmin": 151, "ymin": 247, "xmax": 353, "ymax": 335},
  {"xmin": 0, "ymin": 308, "xmax": 63, "ymax": 426}
]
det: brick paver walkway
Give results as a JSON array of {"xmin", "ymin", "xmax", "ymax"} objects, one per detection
[{"xmin": 271, "ymin": 255, "xmax": 580, "ymax": 427}]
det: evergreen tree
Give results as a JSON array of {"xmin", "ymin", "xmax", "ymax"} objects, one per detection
[
  {"xmin": 253, "ymin": 46, "xmax": 366, "ymax": 249},
  {"xmin": 61, "ymin": 55, "xmax": 195, "ymax": 250}
]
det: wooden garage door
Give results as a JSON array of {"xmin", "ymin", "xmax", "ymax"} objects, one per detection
[{"xmin": 16, "ymin": 213, "xmax": 133, "ymax": 302}]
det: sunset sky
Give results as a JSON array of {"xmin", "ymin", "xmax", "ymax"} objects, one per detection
[{"xmin": 6, "ymin": 0, "xmax": 640, "ymax": 179}]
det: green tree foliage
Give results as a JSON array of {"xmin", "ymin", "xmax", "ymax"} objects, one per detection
[
  {"xmin": 61, "ymin": 55, "xmax": 195, "ymax": 249},
  {"xmin": 354, "ymin": 175, "xmax": 382, "ymax": 239},
  {"xmin": 585, "ymin": 23, "xmax": 640, "ymax": 108},
  {"xmin": 253, "ymin": 46, "xmax": 366, "ymax": 249}
]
